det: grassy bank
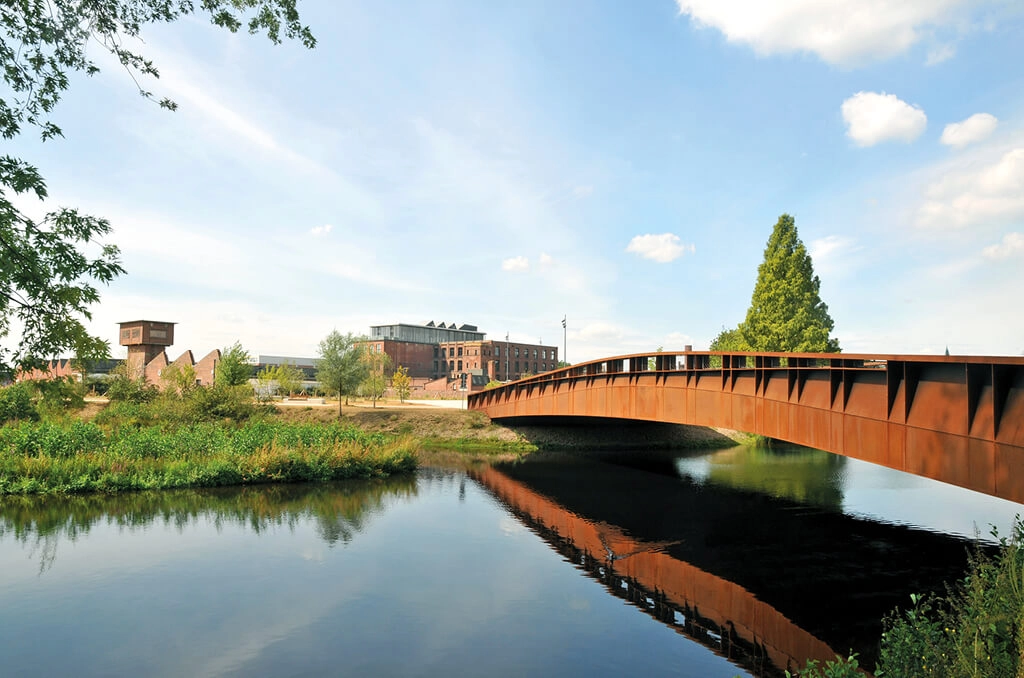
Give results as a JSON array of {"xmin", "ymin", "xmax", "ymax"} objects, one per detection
[{"xmin": 0, "ymin": 419, "xmax": 416, "ymax": 495}]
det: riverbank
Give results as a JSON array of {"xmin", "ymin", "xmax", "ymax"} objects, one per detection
[
  {"xmin": 270, "ymin": 399, "xmax": 745, "ymax": 453},
  {"xmin": 0, "ymin": 419, "xmax": 416, "ymax": 495},
  {"xmin": 0, "ymin": 394, "xmax": 743, "ymax": 495}
]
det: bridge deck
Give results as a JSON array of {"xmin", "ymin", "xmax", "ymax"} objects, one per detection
[{"xmin": 468, "ymin": 352, "xmax": 1024, "ymax": 503}]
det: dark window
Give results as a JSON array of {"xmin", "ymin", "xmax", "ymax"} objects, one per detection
[
  {"xmin": 457, "ymin": 360, "xmax": 463, "ymax": 371},
  {"xmin": 533, "ymin": 362, "xmax": 538, "ymax": 373},
  {"xmin": 458, "ymin": 347, "xmax": 463, "ymax": 357},
  {"xmin": 515, "ymin": 348, "xmax": 520, "ymax": 358},
  {"xmin": 515, "ymin": 361, "xmax": 520, "ymax": 372},
  {"xmin": 449, "ymin": 347, "xmax": 454, "ymax": 357}
]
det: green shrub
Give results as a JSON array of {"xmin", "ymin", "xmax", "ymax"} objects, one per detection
[
  {"xmin": 786, "ymin": 654, "xmax": 861, "ymax": 678},
  {"xmin": 189, "ymin": 384, "xmax": 259, "ymax": 421},
  {"xmin": 32, "ymin": 377, "xmax": 86, "ymax": 419},
  {"xmin": 0, "ymin": 383, "xmax": 38, "ymax": 423},
  {"xmin": 106, "ymin": 365, "xmax": 158, "ymax": 404},
  {"xmin": 875, "ymin": 520, "xmax": 1024, "ymax": 678}
]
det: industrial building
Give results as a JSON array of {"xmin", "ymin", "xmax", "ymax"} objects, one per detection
[{"xmin": 365, "ymin": 321, "xmax": 559, "ymax": 389}]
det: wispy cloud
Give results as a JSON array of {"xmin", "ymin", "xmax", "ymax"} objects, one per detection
[
  {"xmin": 132, "ymin": 44, "xmax": 383, "ymax": 222},
  {"xmin": 626, "ymin": 233, "xmax": 695, "ymax": 263},
  {"xmin": 982, "ymin": 232, "xmax": 1024, "ymax": 260},
  {"xmin": 310, "ymin": 224, "xmax": 333, "ymax": 237},
  {"xmin": 809, "ymin": 235, "xmax": 861, "ymax": 277},
  {"xmin": 926, "ymin": 43, "xmax": 957, "ymax": 65},
  {"xmin": 842, "ymin": 92, "xmax": 927, "ymax": 147},
  {"xmin": 502, "ymin": 256, "xmax": 530, "ymax": 272},
  {"xmin": 918, "ymin": 147, "xmax": 1024, "ymax": 229}
]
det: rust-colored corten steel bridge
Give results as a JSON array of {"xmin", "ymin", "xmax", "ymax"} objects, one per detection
[{"xmin": 468, "ymin": 352, "xmax": 1024, "ymax": 504}]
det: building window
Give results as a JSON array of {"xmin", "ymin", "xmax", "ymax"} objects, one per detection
[
  {"xmin": 433, "ymin": 346, "xmax": 439, "ymax": 357},
  {"xmin": 533, "ymin": 349, "xmax": 538, "ymax": 358},
  {"xmin": 534, "ymin": 362, "xmax": 538, "ymax": 373},
  {"xmin": 457, "ymin": 360, "xmax": 463, "ymax": 371},
  {"xmin": 458, "ymin": 347, "xmax": 463, "ymax": 357},
  {"xmin": 449, "ymin": 347, "xmax": 454, "ymax": 357},
  {"xmin": 515, "ymin": 347, "xmax": 520, "ymax": 358},
  {"xmin": 495, "ymin": 347, "xmax": 500, "ymax": 357},
  {"xmin": 515, "ymin": 361, "xmax": 520, "ymax": 372}
]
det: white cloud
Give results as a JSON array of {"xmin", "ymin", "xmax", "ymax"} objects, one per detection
[
  {"xmin": 926, "ymin": 43, "xmax": 957, "ymax": 65},
  {"xmin": 941, "ymin": 113, "xmax": 998, "ymax": 148},
  {"xmin": 502, "ymin": 256, "xmax": 530, "ymax": 272},
  {"xmin": 539, "ymin": 252, "xmax": 553, "ymax": 265},
  {"xmin": 918, "ymin": 148, "xmax": 1024, "ymax": 229},
  {"xmin": 310, "ymin": 224, "xmax": 333, "ymax": 237},
  {"xmin": 675, "ymin": 0, "xmax": 967, "ymax": 66},
  {"xmin": 841, "ymin": 92, "xmax": 927, "ymax": 147},
  {"xmin": 626, "ymin": 233, "xmax": 694, "ymax": 263},
  {"xmin": 982, "ymin": 232, "xmax": 1024, "ymax": 260}
]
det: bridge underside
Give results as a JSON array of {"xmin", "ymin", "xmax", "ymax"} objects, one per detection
[{"xmin": 471, "ymin": 355, "xmax": 1024, "ymax": 504}]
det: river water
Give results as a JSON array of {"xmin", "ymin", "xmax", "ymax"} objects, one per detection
[{"xmin": 1, "ymin": 445, "xmax": 1020, "ymax": 677}]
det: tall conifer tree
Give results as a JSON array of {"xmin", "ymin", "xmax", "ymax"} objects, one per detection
[{"xmin": 737, "ymin": 214, "xmax": 840, "ymax": 353}]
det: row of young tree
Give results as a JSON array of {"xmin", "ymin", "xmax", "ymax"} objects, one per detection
[
  {"xmin": 314, "ymin": 331, "xmax": 411, "ymax": 416},
  {"xmin": 110, "ymin": 333, "xmax": 413, "ymax": 418},
  {"xmin": 711, "ymin": 213, "xmax": 841, "ymax": 354}
]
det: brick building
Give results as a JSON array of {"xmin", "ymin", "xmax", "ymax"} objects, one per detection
[
  {"xmin": 118, "ymin": 320, "xmax": 220, "ymax": 388},
  {"xmin": 365, "ymin": 321, "xmax": 558, "ymax": 389}
]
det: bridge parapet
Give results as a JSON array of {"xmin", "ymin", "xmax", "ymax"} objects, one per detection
[{"xmin": 469, "ymin": 351, "xmax": 1024, "ymax": 503}]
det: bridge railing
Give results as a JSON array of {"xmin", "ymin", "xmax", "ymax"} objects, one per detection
[{"xmin": 468, "ymin": 349, "xmax": 1024, "ymax": 408}]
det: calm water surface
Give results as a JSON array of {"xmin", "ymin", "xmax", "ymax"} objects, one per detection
[{"xmin": 1, "ymin": 446, "xmax": 1020, "ymax": 677}]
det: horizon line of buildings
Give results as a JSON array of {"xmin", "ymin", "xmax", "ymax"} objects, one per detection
[{"xmin": 17, "ymin": 319, "xmax": 560, "ymax": 394}]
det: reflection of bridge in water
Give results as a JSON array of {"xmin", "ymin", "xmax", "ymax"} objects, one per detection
[
  {"xmin": 472, "ymin": 458, "xmax": 987, "ymax": 675},
  {"xmin": 472, "ymin": 466, "xmax": 834, "ymax": 676},
  {"xmin": 470, "ymin": 351, "xmax": 1024, "ymax": 503}
]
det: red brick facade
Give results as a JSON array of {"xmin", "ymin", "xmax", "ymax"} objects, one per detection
[{"xmin": 438, "ymin": 339, "xmax": 557, "ymax": 382}]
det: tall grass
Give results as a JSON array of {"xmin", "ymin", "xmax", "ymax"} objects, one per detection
[
  {"xmin": 0, "ymin": 420, "xmax": 416, "ymax": 495},
  {"xmin": 788, "ymin": 519, "xmax": 1024, "ymax": 678}
]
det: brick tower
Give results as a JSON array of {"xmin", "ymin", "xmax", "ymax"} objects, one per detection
[{"xmin": 119, "ymin": 320, "xmax": 175, "ymax": 380}]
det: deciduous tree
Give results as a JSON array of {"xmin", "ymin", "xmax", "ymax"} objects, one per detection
[
  {"xmin": 361, "ymin": 349, "xmax": 392, "ymax": 408},
  {"xmin": 316, "ymin": 331, "xmax": 368, "ymax": 416},
  {"xmin": 392, "ymin": 365, "xmax": 412, "ymax": 403},
  {"xmin": 1, "ymin": 1, "xmax": 315, "ymax": 373},
  {"xmin": 162, "ymin": 362, "xmax": 197, "ymax": 397},
  {"xmin": 216, "ymin": 342, "xmax": 252, "ymax": 387}
]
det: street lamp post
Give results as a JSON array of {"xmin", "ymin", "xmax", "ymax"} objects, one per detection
[{"xmin": 561, "ymin": 316, "xmax": 566, "ymax": 366}]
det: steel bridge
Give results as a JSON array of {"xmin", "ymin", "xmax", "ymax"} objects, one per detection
[{"xmin": 468, "ymin": 352, "xmax": 1024, "ymax": 504}]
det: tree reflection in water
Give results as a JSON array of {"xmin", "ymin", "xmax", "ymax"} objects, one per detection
[{"xmin": 0, "ymin": 475, "xmax": 419, "ymax": 573}]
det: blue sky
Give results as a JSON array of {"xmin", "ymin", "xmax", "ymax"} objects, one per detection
[{"xmin": 9, "ymin": 0, "xmax": 1024, "ymax": 362}]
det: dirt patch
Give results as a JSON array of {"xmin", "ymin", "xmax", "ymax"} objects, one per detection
[{"xmin": 272, "ymin": 403, "xmax": 524, "ymax": 444}]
